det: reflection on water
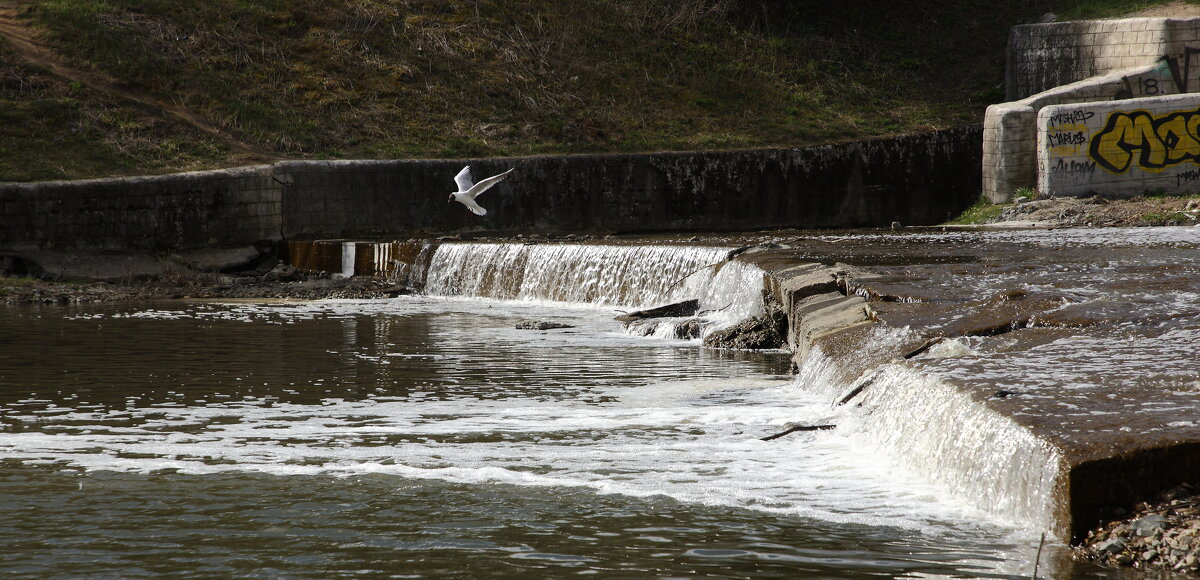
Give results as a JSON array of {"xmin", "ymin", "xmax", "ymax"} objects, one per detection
[{"xmin": 0, "ymin": 297, "xmax": 1062, "ymax": 578}]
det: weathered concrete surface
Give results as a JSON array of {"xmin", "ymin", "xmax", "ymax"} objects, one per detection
[
  {"xmin": 0, "ymin": 166, "xmax": 279, "ymax": 251},
  {"xmin": 1007, "ymin": 17, "xmax": 1200, "ymax": 101},
  {"xmin": 736, "ymin": 226, "xmax": 1200, "ymax": 542},
  {"xmin": 985, "ymin": 16, "xmax": 1200, "ymax": 201},
  {"xmin": 982, "ymin": 61, "xmax": 1178, "ymax": 202},
  {"xmin": 1, "ymin": 129, "xmax": 982, "ymax": 251},
  {"xmin": 279, "ymin": 130, "xmax": 981, "ymax": 238},
  {"xmin": 1038, "ymin": 94, "xmax": 1200, "ymax": 198}
]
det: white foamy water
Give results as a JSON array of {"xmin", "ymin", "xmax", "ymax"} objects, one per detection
[
  {"xmin": 1, "ymin": 300, "xmax": 1018, "ymax": 537},
  {"xmin": 425, "ymin": 242, "xmax": 761, "ymax": 319},
  {"xmin": 0, "ymin": 288, "xmax": 1065, "ymax": 578},
  {"xmin": 1, "ymin": 380, "xmax": 980, "ymax": 530}
]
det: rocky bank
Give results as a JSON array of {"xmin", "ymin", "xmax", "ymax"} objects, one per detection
[
  {"xmin": 982, "ymin": 194, "xmax": 1200, "ymax": 228},
  {"xmin": 1075, "ymin": 484, "xmax": 1200, "ymax": 574}
]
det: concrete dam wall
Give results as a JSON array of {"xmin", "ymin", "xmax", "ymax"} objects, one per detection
[{"xmin": 0, "ymin": 128, "xmax": 982, "ymax": 251}]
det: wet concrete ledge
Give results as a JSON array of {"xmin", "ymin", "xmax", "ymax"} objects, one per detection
[
  {"xmin": 293, "ymin": 235, "xmax": 1189, "ymax": 543},
  {"xmin": 737, "ymin": 243, "xmax": 1200, "ymax": 543},
  {"xmin": 0, "ymin": 127, "xmax": 980, "ymax": 252}
]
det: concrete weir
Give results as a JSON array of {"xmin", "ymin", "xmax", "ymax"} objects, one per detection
[
  {"xmin": 736, "ymin": 228, "xmax": 1200, "ymax": 542},
  {"xmin": 284, "ymin": 230, "xmax": 1200, "ymax": 543}
]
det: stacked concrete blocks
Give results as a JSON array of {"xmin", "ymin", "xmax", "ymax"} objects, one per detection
[
  {"xmin": 1007, "ymin": 18, "xmax": 1193, "ymax": 101},
  {"xmin": 983, "ymin": 63, "xmax": 1172, "ymax": 202},
  {"xmin": 983, "ymin": 104, "xmax": 1039, "ymax": 203},
  {"xmin": 1038, "ymin": 94, "xmax": 1200, "ymax": 197},
  {"xmin": 985, "ymin": 17, "xmax": 1200, "ymax": 201}
]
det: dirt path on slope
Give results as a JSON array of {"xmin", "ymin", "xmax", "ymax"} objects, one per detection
[
  {"xmin": 0, "ymin": 1, "xmax": 281, "ymax": 162},
  {"xmin": 1124, "ymin": 0, "xmax": 1200, "ymax": 18}
]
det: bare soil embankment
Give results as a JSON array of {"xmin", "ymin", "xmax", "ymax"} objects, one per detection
[{"xmin": 982, "ymin": 195, "xmax": 1200, "ymax": 228}]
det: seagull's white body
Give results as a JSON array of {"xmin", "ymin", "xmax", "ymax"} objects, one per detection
[{"xmin": 448, "ymin": 165, "xmax": 514, "ymax": 216}]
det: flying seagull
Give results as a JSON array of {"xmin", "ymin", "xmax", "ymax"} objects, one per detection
[{"xmin": 448, "ymin": 165, "xmax": 514, "ymax": 216}]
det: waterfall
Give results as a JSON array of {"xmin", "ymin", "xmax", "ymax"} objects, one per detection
[
  {"xmin": 849, "ymin": 364, "xmax": 1061, "ymax": 531},
  {"xmin": 423, "ymin": 242, "xmax": 766, "ymax": 331},
  {"xmin": 795, "ymin": 332, "xmax": 1061, "ymax": 533}
]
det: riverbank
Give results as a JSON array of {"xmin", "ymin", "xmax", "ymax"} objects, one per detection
[
  {"xmin": 951, "ymin": 193, "xmax": 1200, "ymax": 228},
  {"xmin": 1075, "ymin": 484, "xmax": 1200, "ymax": 574},
  {"xmin": 4, "ymin": 207, "xmax": 1200, "ymax": 577},
  {"xmin": 0, "ymin": 268, "xmax": 407, "ymax": 305}
]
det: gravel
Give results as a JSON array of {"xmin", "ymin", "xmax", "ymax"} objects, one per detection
[{"xmin": 1075, "ymin": 483, "xmax": 1200, "ymax": 573}]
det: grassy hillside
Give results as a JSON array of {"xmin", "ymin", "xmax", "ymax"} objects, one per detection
[{"xmin": 0, "ymin": 0, "xmax": 1183, "ymax": 181}]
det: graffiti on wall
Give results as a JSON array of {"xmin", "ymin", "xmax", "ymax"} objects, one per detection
[
  {"xmin": 1044, "ymin": 109, "xmax": 1094, "ymax": 160},
  {"xmin": 1117, "ymin": 48, "xmax": 1200, "ymax": 99},
  {"xmin": 1087, "ymin": 107, "xmax": 1200, "ymax": 173}
]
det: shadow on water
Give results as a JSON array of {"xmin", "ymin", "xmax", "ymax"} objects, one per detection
[{"xmin": 0, "ymin": 466, "xmax": 1038, "ymax": 579}]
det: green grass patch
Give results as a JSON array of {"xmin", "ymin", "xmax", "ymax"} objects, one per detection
[
  {"xmin": 1056, "ymin": 0, "xmax": 1186, "ymax": 20},
  {"xmin": 944, "ymin": 197, "xmax": 1006, "ymax": 225}
]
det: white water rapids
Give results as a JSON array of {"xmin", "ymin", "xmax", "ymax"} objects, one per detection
[{"xmin": 0, "ymin": 240, "xmax": 1062, "ymax": 577}]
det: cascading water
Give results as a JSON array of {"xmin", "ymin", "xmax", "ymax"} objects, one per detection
[
  {"xmin": 418, "ymin": 241, "xmax": 1064, "ymax": 533},
  {"xmin": 0, "ymin": 235, "xmax": 1083, "ymax": 578},
  {"xmin": 423, "ymin": 242, "xmax": 766, "ymax": 336},
  {"xmin": 794, "ymin": 329, "xmax": 1062, "ymax": 532}
]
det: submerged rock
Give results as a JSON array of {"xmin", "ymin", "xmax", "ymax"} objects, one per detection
[
  {"xmin": 673, "ymin": 318, "xmax": 706, "ymax": 339},
  {"xmin": 515, "ymin": 320, "xmax": 574, "ymax": 330}
]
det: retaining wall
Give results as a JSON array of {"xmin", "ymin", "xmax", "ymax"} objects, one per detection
[
  {"xmin": 280, "ymin": 128, "xmax": 981, "ymax": 239},
  {"xmin": 1, "ymin": 128, "xmax": 982, "ymax": 251},
  {"xmin": 1007, "ymin": 17, "xmax": 1200, "ymax": 101},
  {"xmin": 0, "ymin": 166, "xmax": 279, "ymax": 250},
  {"xmin": 1039, "ymin": 94, "xmax": 1200, "ymax": 197},
  {"xmin": 985, "ymin": 17, "xmax": 1200, "ymax": 202}
]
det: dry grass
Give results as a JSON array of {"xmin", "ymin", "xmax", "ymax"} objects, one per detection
[{"xmin": 0, "ymin": 0, "xmax": 1179, "ymax": 181}]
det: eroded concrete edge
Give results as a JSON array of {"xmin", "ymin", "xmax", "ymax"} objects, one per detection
[{"xmin": 740, "ymin": 252, "xmax": 1078, "ymax": 539}]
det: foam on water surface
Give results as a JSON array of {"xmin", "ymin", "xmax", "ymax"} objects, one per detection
[
  {"xmin": 423, "ymin": 242, "xmax": 765, "ymax": 334},
  {"xmin": 2, "ymin": 299, "xmax": 1024, "ymax": 542}
]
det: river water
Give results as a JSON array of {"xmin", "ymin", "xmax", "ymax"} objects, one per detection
[{"xmin": 3, "ymin": 233, "xmax": 1170, "ymax": 578}]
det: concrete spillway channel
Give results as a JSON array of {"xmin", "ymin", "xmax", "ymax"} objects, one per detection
[{"xmin": 285, "ymin": 228, "xmax": 1200, "ymax": 543}]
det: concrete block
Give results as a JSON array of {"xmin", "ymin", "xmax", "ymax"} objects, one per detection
[{"xmin": 1039, "ymin": 94, "xmax": 1200, "ymax": 197}]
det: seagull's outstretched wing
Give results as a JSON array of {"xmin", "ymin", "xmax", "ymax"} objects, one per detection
[
  {"xmin": 466, "ymin": 167, "xmax": 515, "ymax": 198},
  {"xmin": 453, "ymin": 166, "xmax": 474, "ymax": 192},
  {"xmin": 457, "ymin": 195, "xmax": 488, "ymax": 216}
]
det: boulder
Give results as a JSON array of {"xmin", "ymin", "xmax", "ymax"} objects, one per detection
[
  {"xmin": 702, "ymin": 308, "xmax": 787, "ymax": 350},
  {"xmin": 1135, "ymin": 514, "xmax": 1170, "ymax": 536}
]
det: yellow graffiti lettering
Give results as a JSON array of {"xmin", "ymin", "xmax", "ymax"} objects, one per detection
[
  {"xmin": 1157, "ymin": 116, "xmax": 1200, "ymax": 164},
  {"xmin": 1090, "ymin": 113, "xmax": 1162, "ymax": 172},
  {"xmin": 1089, "ymin": 107, "xmax": 1200, "ymax": 173}
]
